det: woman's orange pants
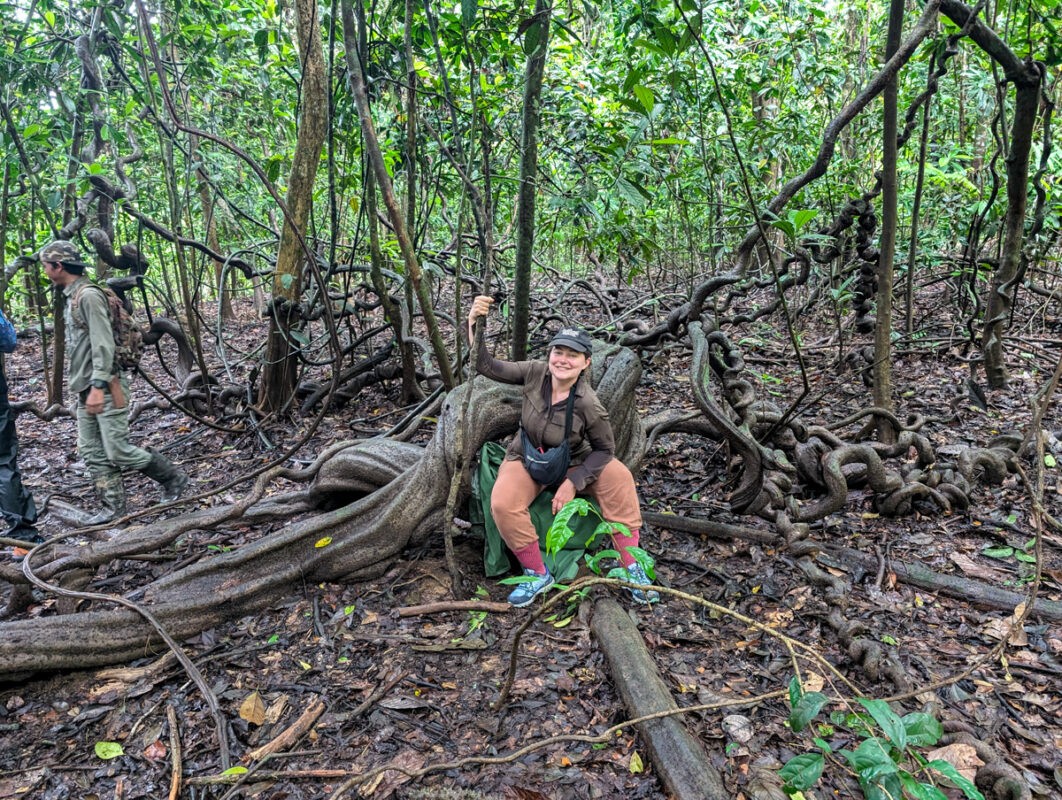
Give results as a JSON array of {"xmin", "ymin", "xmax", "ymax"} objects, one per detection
[{"xmin": 490, "ymin": 457, "xmax": 642, "ymax": 553}]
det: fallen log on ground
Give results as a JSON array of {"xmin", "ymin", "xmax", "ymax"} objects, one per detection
[
  {"xmin": 591, "ymin": 596, "xmax": 727, "ymax": 800},
  {"xmin": 818, "ymin": 543, "xmax": 1062, "ymax": 622}
]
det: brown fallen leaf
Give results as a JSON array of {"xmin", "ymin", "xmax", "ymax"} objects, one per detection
[
  {"xmin": 0, "ymin": 769, "xmax": 46, "ymax": 799},
  {"xmin": 981, "ymin": 603, "xmax": 1029, "ymax": 646},
  {"xmin": 360, "ymin": 749, "xmax": 424, "ymax": 796},
  {"xmin": 926, "ymin": 742, "xmax": 983, "ymax": 784},
  {"xmin": 376, "ymin": 694, "xmax": 431, "ymax": 711},
  {"xmin": 239, "ymin": 690, "xmax": 266, "ymax": 726},
  {"xmin": 949, "ymin": 552, "xmax": 1007, "ymax": 582},
  {"xmin": 802, "ymin": 671, "xmax": 825, "ymax": 693},
  {"xmin": 264, "ymin": 693, "xmax": 289, "ymax": 726}
]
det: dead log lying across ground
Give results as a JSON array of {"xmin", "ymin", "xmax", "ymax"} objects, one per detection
[
  {"xmin": 818, "ymin": 543, "xmax": 1062, "ymax": 622},
  {"xmin": 591, "ymin": 596, "xmax": 727, "ymax": 800}
]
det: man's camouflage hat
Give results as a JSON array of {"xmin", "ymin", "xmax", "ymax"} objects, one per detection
[{"xmin": 37, "ymin": 240, "xmax": 89, "ymax": 273}]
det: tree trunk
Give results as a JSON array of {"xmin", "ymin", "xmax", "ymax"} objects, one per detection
[
  {"xmin": 340, "ymin": 0, "xmax": 455, "ymax": 390},
  {"xmin": 366, "ymin": 165, "xmax": 421, "ymax": 403},
  {"xmin": 980, "ymin": 76, "xmax": 1040, "ymax": 387},
  {"xmin": 872, "ymin": 0, "xmax": 904, "ymax": 442},
  {"xmin": 0, "ymin": 346, "xmax": 643, "ymax": 676},
  {"xmin": 194, "ymin": 134, "xmax": 234, "ymax": 322},
  {"xmin": 936, "ymin": 0, "xmax": 1044, "ymax": 389},
  {"xmin": 259, "ymin": 0, "xmax": 328, "ymax": 413},
  {"xmin": 905, "ymin": 49, "xmax": 937, "ymax": 334},
  {"xmin": 510, "ymin": 1, "xmax": 551, "ymax": 361}
]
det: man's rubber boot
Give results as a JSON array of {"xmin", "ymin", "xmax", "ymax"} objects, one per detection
[
  {"xmin": 79, "ymin": 475, "xmax": 127, "ymax": 526},
  {"xmin": 142, "ymin": 452, "xmax": 189, "ymax": 503}
]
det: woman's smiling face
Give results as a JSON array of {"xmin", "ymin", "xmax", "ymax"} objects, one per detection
[{"xmin": 549, "ymin": 345, "xmax": 590, "ymax": 385}]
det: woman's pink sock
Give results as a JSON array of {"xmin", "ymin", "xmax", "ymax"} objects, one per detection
[
  {"xmin": 512, "ymin": 542, "xmax": 547, "ymax": 575},
  {"xmin": 612, "ymin": 528, "xmax": 641, "ymax": 568}
]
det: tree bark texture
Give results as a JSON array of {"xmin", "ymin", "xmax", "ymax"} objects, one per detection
[
  {"xmin": 260, "ymin": 0, "xmax": 328, "ymax": 412},
  {"xmin": 510, "ymin": 2, "xmax": 551, "ymax": 361}
]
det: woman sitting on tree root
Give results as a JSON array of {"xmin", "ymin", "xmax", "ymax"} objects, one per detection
[{"xmin": 467, "ymin": 295, "xmax": 659, "ymax": 607}]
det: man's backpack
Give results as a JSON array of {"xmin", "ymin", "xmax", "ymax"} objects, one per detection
[
  {"xmin": 0, "ymin": 308, "xmax": 17, "ymax": 354},
  {"xmin": 70, "ymin": 282, "xmax": 144, "ymax": 371}
]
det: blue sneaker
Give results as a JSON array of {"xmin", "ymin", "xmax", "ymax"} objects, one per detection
[
  {"xmin": 507, "ymin": 568, "xmax": 554, "ymax": 607},
  {"xmin": 625, "ymin": 563, "xmax": 660, "ymax": 605}
]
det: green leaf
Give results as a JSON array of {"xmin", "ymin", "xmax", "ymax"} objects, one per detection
[
  {"xmin": 863, "ymin": 773, "xmax": 904, "ymax": 800},
  {"xmin": 593, "ymin": 520, "xmax": 630, "ymax": 540},
  {"xmin": 926, "ymin": 759, "xmax": 986, "ymax": 800},
  {"xmin": 221, "ymin": 766, "xmax": 249, "ymax": 775},
  {"xmin": 545, "ymin": 523, "xmax": 574, "ymax": 555},
  {"xmin": 632, "ymin": 84, "xmax": 655, "ymax": 114},
  {"xmin": 545, "ymin": 499, "xmax": 591, "ymax": 555},
  {"xmin": 461, "ymin": 0, "xmax": 477, "ymax": 29},
  {"xmin": 779, "ymin": 753, "xmax": 824, "ymax": 791},
  {"xmin": 522, "ymin": 18, "xmax": 542, "ymax": 57},
  {"xmin": 1045, "ymin": 454, "xmax": 1056, "ymax": 468},
  {"xmin": 279, "ymin": 273, "xmax": 295, "ymax": 290},
  {"xmin": 266, "ymin": 155, "xmax": 284, "ymax": 183},
  {"xmin": 840, "ymin": 738, "xmax": 898, "ymax": 782},
  {"xmin": 858, "ymin": 698, "xmax": 906, "ymax": 750},
  {"xmin": 606, "ymin": 565, "xmax": 630, "ymax": 581},
  {"xmin": 900, "ymin": 773, "xmax": 949, "ymax": 800},
  {"xmin": 901, "ymin": 712, "xmax": 942, "ymax": 747},
  {"xmin": 790, "ymin": 208, "xmax": 819, "ymax": 231},
  {"xmin": 615, "ymin": 175, "xmax": 649, "ymax": 207},
  {"xmin": 585, "ymin": 548, "xmax": 619, "ymax": 574},
  {"xmin": 543, "ymin": 499, "xmax": 594, "ymax": 556},
  {"xmin": 1014, "ymin": 551, "xmax": 1037, "ymax": 563},
  {"xmin": 771, "ymin": 218, "xmax": 797, "ymax": 240},
  {"xmin": 623, "ymin": 547, "xmax": 654, "ymax": 577},
  {"xmin": 789, "ymin": 691, "xmax": 829, "ymax": 733},
  {"xmin": 94, "ymin": 741, "xmax": 124, "ymax": 760},
  {"xmin": 981, "ymin": 546, "xmax": 1014, "ymax": 559},
  {"xmin": 644, "ymin": 137, "xmax": 689, "ymax": 146},
  {"xmin": 788, "ymin": 675, "xmax": 804, "ymax": 709}
]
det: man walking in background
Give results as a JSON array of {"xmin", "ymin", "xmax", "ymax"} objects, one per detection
[{"xmin": 40, "ymin": 240, "xmax": 187, "ymax": 525}]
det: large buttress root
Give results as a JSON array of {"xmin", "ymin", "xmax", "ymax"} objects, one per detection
[{"xmin": 0, "ymin": 347, "xmax": 642, "ymax": 677}]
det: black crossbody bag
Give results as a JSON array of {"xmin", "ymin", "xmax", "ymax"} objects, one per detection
[{"xmin": 520, "ymin": 389, "xmax": 576, "ymax": 488}]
